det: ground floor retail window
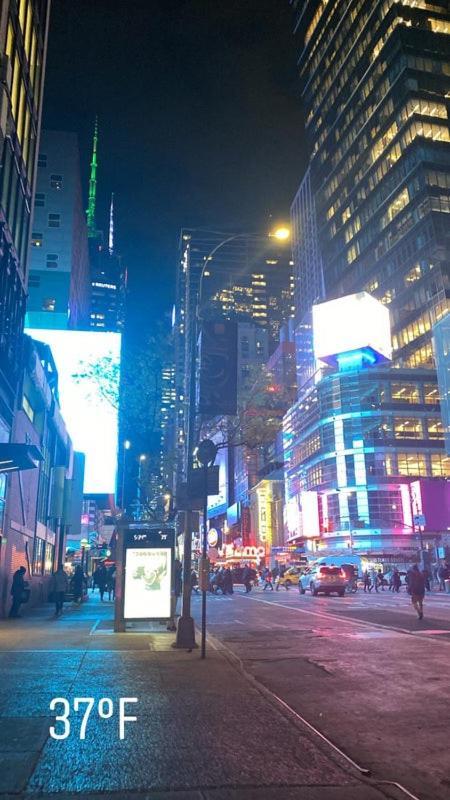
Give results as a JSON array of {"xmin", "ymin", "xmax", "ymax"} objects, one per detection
[
  {"xmin": 44, "ymin": 542, "xmax": 54, "ymax": 575},
  {"xmin": 32, "ymin": 537, "xmax": 45, "ymax": 575}
]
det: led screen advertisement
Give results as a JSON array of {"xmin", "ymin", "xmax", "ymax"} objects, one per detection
[
  {"xmin": 123, "ymin": 547, "xmax": 172, "ymax": 619},
  {"xmin": 26, "ymin": 329, "xmax": 121, "ymax": 494},
  {"xmin": 312, "ymin": 292, "xmax": 392, "ymax": 366}
]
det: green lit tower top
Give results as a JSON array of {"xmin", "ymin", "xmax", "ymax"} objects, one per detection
[{"xmin": 86, "ymin": 116, "xmax": 98, "ymax": 238}]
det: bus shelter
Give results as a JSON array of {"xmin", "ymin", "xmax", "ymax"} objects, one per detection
[{"xmin": 114, "ymin": 524, "xmax": 175, "ymax": 632}]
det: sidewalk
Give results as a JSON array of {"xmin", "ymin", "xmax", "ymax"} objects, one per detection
[{"xmin": 0, "ymin": 594, "xmax": 396, "ymax": 799}]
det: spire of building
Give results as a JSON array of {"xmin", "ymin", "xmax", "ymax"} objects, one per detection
[
  {"xmin": 108, "ymin": 192, "xmax": 114, "ymax": 255},
  {"xmin": 86, "ymin": 116, "xmax": 98, "ymax": 238}
]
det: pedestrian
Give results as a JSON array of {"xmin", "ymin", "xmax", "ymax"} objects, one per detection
[
  {"xmin": 223, "ymin": 567, "xmax": 234, "ymax": 595},
  {"xmin": 106, "ymin": 565, "xmax": 116, "ymax": 601},
  {"xmin": 191, "ymin": 569, "xmax": 199, "ymax": 594},
  {"xmin": 377, "ymin": 569, "xmax": 385, "ymax": 591},
  {"xmin": 49, "ymin": 565, "xmax": 69, "ymax": 616},
  {"xmin": 96, "ymin": 563, "xmax": 107, "ymax": 601},
  {"xmin": 72, "ymin": 564, "xmax": 85, "ymax": 604},
  {"xmin": 422, "ymin": 566, "xmax": 431, "ymax": 593},
  {"xmin": 392, "ymin": 568, "xmax": 401, "ymax": 593},
  {"xmin": 167, "ymin": 558, "xmax": 182, "ymax": 631},
  {"xmin": 263, "ymin": 568, "xmax": 274, "ymax": 591},
  {"xmin": 363, "ymin": 571, "xmax": 370, "ymax": 592},
  {"xmin": 242, "ymin": 564, "xmax": 252, "ymax": 593},
  {"xmin": 437, "ymin": 563, "xmax": 448, "ymax": 592},
  {"xmin": 8, "ymin": 566, "xmax": 28, "ymax": 618},
  {"xmin": 407, "ymin": 564, "xmax": 426, "ymax": 620},
  {"xmin": 369, "ymin": 568, "xmax": 378, "ymax": 593}
]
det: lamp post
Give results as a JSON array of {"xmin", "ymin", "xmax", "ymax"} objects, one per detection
[
  {"xmin": 121, "ymin": 440, "xmax": 131, "ymax": 512},
  {"xmin": 175, "ymin": 227, "xmax": 291, "ymax": 650},
  {"xmin": 137, "ymin": 454, "xmax": 147, "ymax": 519}
]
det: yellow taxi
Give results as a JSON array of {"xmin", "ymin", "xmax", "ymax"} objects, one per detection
[{"xmin": 277, "ymin": 567, "xmax": 302, "ymax": 588}]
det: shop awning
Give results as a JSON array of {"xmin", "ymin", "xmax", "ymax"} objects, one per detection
[{"xmin": 0, "ymin": 444, "xmax": 44, "ymax": 473}]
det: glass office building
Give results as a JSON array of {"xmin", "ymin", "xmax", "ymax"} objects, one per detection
[{"xmin": 291, "ymin": 0, "xmax": 450, "ymax": 369}]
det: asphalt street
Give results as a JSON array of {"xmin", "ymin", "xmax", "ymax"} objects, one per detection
[{"xmin": 192, "ymin": 585, "xmax": 450, "ymax": 800}]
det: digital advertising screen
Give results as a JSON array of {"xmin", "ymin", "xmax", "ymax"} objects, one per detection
[
  {"xmin": 25, "ymin": 329, "xmax": 121, "ymax": 494},
  {"xmin": 124, "ymin": 547, "xmax": 172, "ymax": 619}
]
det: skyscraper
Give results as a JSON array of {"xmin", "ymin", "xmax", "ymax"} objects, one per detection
[
  {"xmin": 0, "ymin": 0, "xmax": 50, "ymax": 416},
  {"xmin": 86, "ymin": 122, "xmax": 125, "ymax": 332},
  {"xmin": 173, "ymin": 228, "xmax": 294, "ymax": 486},
  {"xmin": 291, "ymin": 0, "xmax": 449, "ymax": 368},
  {"xmin": 0, "ymin": 0, "xmax": 50, "ymax": 532},
  {"xmin": 26, "ymin": 129, "xmax": 90, "ymax": 329}
]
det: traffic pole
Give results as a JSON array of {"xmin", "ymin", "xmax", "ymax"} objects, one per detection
[{"xmin": 201, "ymin": 463, "xmax": 208, "ymax": 659}]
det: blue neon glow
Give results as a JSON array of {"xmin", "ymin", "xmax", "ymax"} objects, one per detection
[{"xmin": 336, "ymin": 348, "xmax": 378, "ymax": 371}]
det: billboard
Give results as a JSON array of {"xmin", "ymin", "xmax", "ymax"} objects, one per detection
[
  {"xmin": 313, "ymin": 292, "xmax": 392, "ymax": 366},
  {"xmin": 207, "ymin": 445, "xmax": 228, "ymax": 517},
  {"xmin": 26, "ymin": 329, "xmax": 121, "ymax": 494},
  {"xmin": 124, "ymin": 547, "xmax": 172, "ymax": 619},
  {"xmin": 198, "ymin": 321, "xmax": 238, "ymax": 416}
]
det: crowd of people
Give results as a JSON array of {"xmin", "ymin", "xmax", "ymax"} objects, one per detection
[{"xmin": 7, "ymin": 557, "xmax": 450, "ymax": 622}]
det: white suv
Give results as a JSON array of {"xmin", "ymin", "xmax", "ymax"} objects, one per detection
[{"xmin": 298, "ymin": 564, "xmax": 347, "ymax": 597}]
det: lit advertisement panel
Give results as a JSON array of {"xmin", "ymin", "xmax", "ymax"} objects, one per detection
[
  {"xmin": 25, "ymin": 329, "xmax": 121, "ymax": 494},
  {"xmin": 124, "ymin": 547, "xmax": 172, "ymax": 619},
  {"xmin": 207, "ymin": 445, "xmax": 228, "ymax": 517},
  {"xmin": 313, "ymin": 292, "xmax": 392, "ymax": 366}
]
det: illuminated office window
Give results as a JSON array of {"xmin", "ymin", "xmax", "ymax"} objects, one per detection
[
  {"xmin": 393, "ymin": 418, "xmax": 423, "ymax": 439},
  {"xmin": 397, "ymin": 453, "xmax": 427, "ymax": 476},
  {"xmin": 391, "ymin": 383, "xmax": 420, "ymax": 403},
  {"xmin": 431, "ymin": 454, "xmax": 450, "ymax": 477},
  {"xmin": 424, "ymin": 384, "xmax": 439, "ymax": 405},
  {"xmin": 427, "ymin": 420, "xmax": 444, "ymax": 440}
]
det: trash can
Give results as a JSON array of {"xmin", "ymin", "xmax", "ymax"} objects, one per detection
[{"xmin": 445, "ymin": 579, "xmax": 450, "ymax": 594}]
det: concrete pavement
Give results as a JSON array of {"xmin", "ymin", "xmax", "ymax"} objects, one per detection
[{"xmin": 0, "ymin": 592, "xmax": 396, "ymax": 799}]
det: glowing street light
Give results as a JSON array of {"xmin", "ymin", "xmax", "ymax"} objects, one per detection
[{"xmin": 271, "ymin": 226, "xmax": 290, "ymax": 241}]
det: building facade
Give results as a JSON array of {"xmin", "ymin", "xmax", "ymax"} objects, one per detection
[
  {"xmin": 291, "ymin": 0, "xmax": 450, "ymax": 369},
  {"xmin": 0, "ymin": 0, "xmax": 50, "ymax": 582},
  {"xmin": 283, "ymin": 362, "xmax": 449, "ymax": 561},
  {"xmin": 433, "ymin": 314, "xmax": 450, "ymax": 454},
  {"xmin": 0, "ymin": 0, "xmax": 50, "ymax": 524},
  {"xmin": 26, "ymin": 129, "xmax": 90, "ymax": 329},
  {"xmin": 0, "ymin": 335, "xmax": 81, "ymax": 615}
]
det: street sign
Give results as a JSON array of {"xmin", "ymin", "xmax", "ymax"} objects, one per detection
[{"xmin": 414, "ymin": 514, "xmax": 426, "ymax": 527}]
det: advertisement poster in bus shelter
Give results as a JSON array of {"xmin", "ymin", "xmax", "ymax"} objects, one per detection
[{"xmin": 124, "ymin": 547, "xmax": 172, "ymax": 619}]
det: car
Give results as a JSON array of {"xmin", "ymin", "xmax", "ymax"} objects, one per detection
[
  {"xmin": 277, "ymin": 567, "xmax": 302, "ymax": 588},
  {"xmin": 298, "ymin": 564, "xmax": 347, "ymax": 596}
]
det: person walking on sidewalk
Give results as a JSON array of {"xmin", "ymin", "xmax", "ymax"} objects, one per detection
[
  {"xmin": 50, "ymin": 565, "xmax": 69, "ymax": 617},
  {"xmin": 96, "ymin": 563, "xmax": 108, "ymax": 601},
  {"xmin": 407, "ymin": 564, "xmax": 426, "ymax": 620},
  {"xmin": 72, "ymin": 564, "xmax": 85, "ymax": 604},
  {"xmin": 363, "ymin": 571, "xmax": 371, "ymax": 592},
  {"xmin": 8, "ymin": 566, "xmax": 28, "ymax": 618}
]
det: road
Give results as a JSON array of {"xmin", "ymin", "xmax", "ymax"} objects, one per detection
[{"xmin": 193, "ymin": 585, "xmax": 450, "ymax": 800}]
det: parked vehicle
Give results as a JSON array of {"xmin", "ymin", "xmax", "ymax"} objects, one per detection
[{"xmin": 299, "ymin": 564, "xmax": 347, "ymax": 596}]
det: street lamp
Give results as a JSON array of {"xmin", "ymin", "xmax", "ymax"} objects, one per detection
[
  {"xmin": 121, "ymin": 440, "xmax": 131, "ymax": 512},
  {"xmin": 271, "ymin": 226, "xmax": 291, "ymax": 241},
  {"xmin": 175, "ymin": 227, "xmax": 291, "ymax": 650},
  {"xmin": 137, "ymin": 454, "xmax": 147, "ymax": 519}
]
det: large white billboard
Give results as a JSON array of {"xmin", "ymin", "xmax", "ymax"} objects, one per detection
[
  {"xmin": 124, "ymin": 547, "xmax": 172, "ymax": 619},
  {"xmin": 26, "ymin": 329, "xmax": 121, "ymax": 494},
  {"xmin": 313, "ymin": 292, "xmax": 392, "ymax": 366}
]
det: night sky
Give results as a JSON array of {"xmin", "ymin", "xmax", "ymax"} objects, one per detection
[{"xmin": 43, "ymin": 0, "xmax": 307, "ymax": 334}]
